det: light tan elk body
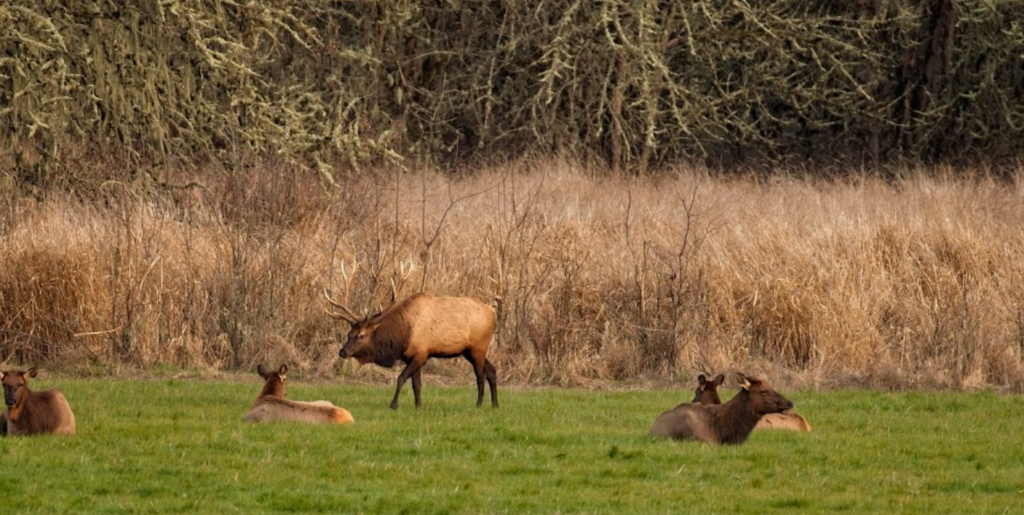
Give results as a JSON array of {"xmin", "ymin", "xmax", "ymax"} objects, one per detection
[
  {"xmin": 1, "ymin": 367, "xmax": 76, "ymax": 436},
  {"xmin": 243, "ymin": 364, "xmax": 354, "ymax": 424},
  {"xmin": 326, "ymin": 290, "xmax": 498, "ymax": 409},
  {"xmin": 649, "ymin": 374, "xmax": 792, "ymax": 445},
  {"xmin": 691, "ymin": 373, "xmax": 811, "ymax": 432}
]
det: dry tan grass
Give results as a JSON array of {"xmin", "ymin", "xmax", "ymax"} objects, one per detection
[{"xmin": 2, "ymin": 160, "xmax": 1023, "ymax": 391}]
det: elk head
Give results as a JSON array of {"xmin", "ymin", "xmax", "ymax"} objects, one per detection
[
  {"xmin": 324, "ymin": 288, "xmax": 389, "ymax": 360},
  {"xmin": 2, "ymin": 367, "xmax": 37, "ymax": 408},
  {"xmin": 257, "ymin": 364, "xmax": 287, "ymax": 397},
  {"xmin": 692, "ymin": 373, "xmax": 725, "ymax": 404},
  {"xmin": 737, "ymin": 373, "xmax": 793, "ymax": 414}
]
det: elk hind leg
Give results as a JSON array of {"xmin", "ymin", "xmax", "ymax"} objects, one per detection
[
  {"xmin": 464, "ymin": 349, "xmax": 488, "ymax": 408},
  {"xmin": 485, "ymin": 359, "xmax": 498, "ymax": 408}
]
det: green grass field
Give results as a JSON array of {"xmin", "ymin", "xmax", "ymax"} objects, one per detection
[{"xmin": 1, "ymin": 376, "xmax": 1021, "ymax": 514}]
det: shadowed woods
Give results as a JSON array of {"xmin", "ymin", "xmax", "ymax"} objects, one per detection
[{"xmin": 5, "ymin": 1, "xmax": 1023, "ymax": 183}]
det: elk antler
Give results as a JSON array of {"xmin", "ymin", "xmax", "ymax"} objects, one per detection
[
  {"xmin": 387, "ymin": 260, "xmax": 414, "ymax": 308},
  {"xmin": 323, "ymin": 288, "xmax": 360, "ymax": 324},
  {"xmin": 340, "ymin": 261, "xmax": 360, "ymax": 303}
]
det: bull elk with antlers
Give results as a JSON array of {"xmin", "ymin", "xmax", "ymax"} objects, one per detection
[{"xmin": 325, "ymin": 288, "xmax": 499, "ymax": 410}]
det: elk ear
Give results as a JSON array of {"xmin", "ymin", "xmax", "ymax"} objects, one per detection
[
  {"xmin": 257, "ymin": 364, "xmax": 270, "ymax": 378},
  {"xmin": 278, "ymin": 364, "xmax": 288, "ymax": 375},
  {"xmin": 712, "ymin": 374, "xmax": 725, "ymax": 386},
  {"xmin": 26, "ymin": 367, "xmax": 38, "ymax": 378},
  {"xmin": 737, "ymin": 373, "xmax": 752, "ymax": 390},
  {"xmin": 697, "ymin": 374, "xmax": 708, "ymax": 387},
  {"xmin": 367, "ymin": 312, "xmax": 386, "ymax": 326}
]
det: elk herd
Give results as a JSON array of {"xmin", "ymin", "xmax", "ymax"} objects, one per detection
[{"xmin": 1, "ymin": 287, "xmax": 810, "ymax": 446}]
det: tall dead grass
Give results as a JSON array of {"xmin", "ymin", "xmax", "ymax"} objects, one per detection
[{"xmin": 1, "ymin": 161, "xmax": 1023, "ymax": 390}]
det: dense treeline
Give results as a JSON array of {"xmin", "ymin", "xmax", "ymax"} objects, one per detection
[{"xmin": 2, "ymin": 0, "xmax": 1022, "ymax": 186}]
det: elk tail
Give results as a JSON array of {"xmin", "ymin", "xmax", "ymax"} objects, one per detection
[
  {"xmin": 492, "ymin": 296, "xmax": 504, "ymax": 321},
  {"xmin": 491, "ymin": 296, "xmax": 505, "ymax": 344}
]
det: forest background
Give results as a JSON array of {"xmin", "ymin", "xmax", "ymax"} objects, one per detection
[{"xmin": 2, "ymin": 0, "xmax": 1023, "ymax": 391}]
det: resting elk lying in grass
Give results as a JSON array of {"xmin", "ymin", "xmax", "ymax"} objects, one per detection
[
  {"xmin": 649, "ymin": 373, "xmax": 792, "ymax": 445},
  {"xmin": 243, "ymin": 364, "xmax": 354, "ymax": 424},
  {"xmin": 692, "ymin": 373, "xmax": 812, "ymax": 432},
  {"xmin": 1, "ymin": 367, "xmax": 76, "ymax": 436},
  {"xmin": 325, "ymin": 289, "xmax": 498, "ymax": 409}
]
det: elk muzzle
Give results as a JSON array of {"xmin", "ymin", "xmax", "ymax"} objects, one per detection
[{"xmin": 772, "ymin": 396, "xmax": 794, "ymax": 413}]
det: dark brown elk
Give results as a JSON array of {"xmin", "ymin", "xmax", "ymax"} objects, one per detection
[
  {"xmin": 243, "ymin": 364, "xmax": 354, "ymax": 424},
  {"xmin": 692, "ymin": 373, "xmax": 725, "ymax": 404},
  {"xmin": 1, "ymin": 367, "xmax": 76, "ymax": 436},
  {"xmin": 325, "ymin": 290, "xmax": 498, "ymax": 409},
  {"xmin": 649, "ymin": 373, "xmax": 792, "ymax": 445},
  {"xmin": 691, "ymin": 373, "xmax": 812, "ymax": 432}
]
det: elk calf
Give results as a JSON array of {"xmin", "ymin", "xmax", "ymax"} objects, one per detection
[
  {"xmin": 326, "ymin": 291, "xmax": 498, "ymax": 409},
  {"xmin": 649, "ymin": 373, "xmax": 792, "ymax": 445},
  {"xmin": 1, "ymin": 367, "xmax": 76, "ymax": 436},
  {"xmin": 243, "ymin": 364, "xmax": 354, "ymax": 424},
  {"xmin": 691, "ymin": 373, "xmax": 811, "ymax": 432}
]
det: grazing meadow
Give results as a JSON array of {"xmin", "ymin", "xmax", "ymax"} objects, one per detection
[
  {"xmin": 4, "ymin": 5, "xmax": 1023, "ymax": 509},
  {"xmin": 1, "ymin": 374, "xmax": 1020, "ymax": 514}
]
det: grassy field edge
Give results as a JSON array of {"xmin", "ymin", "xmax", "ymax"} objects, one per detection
[{"xmin": 1, "ymin": 376, "xmax": 1020, "ymax": 514}]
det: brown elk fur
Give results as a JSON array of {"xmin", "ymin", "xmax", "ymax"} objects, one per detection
[
  {"xmin": 649, "ymin": 373, "xmax": 793, "ymax": 445},
  {"xmin": 327, "ymin": 291, "xmax": 498, "ymax": 409},
  {"xmin": 243, "ymin": 364, "xmax": 354, "ymax": 424},
  {"xmin": 691, "ymin": 372, "xmax": 812, "ymax": 432},
  {"xmin": 1, "ymin": 367, "xmax": 76, "ymax": 436}
]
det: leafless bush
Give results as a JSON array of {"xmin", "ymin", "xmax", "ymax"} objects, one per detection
[{"xmin": 2, "ymin": 160, "xmax": 1024, "ymax": 391}]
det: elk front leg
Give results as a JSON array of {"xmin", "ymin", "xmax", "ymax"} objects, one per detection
[
  {"xmin": 391, "ymin": 357, "xmax": 427, "ymax": 409},
  {"xmin": 465, "ymin": 349, "xmax": 488, "ymax": 408},
  {"xmin": 411, "ymin": 368, "xmax": 423, "ymax": 408}
]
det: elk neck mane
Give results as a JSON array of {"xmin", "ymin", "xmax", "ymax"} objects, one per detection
[
  {"xmin": 257, "ymin": 379, "xmax": 285, "ymax": 400},
  {"xmin": 9, "ymin": 389, "xmax": 59, "ymax": 428},
  {"xmin": 6, "ymin": 382, "xmax": 37, "ymax": 420},
  {"xmin": 361, "ymin": 301, "xmax": 415, "ymax": 367},
  {"xmin": 708, "ymin": 388, "xmax": 761, "ymax": 445}
]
